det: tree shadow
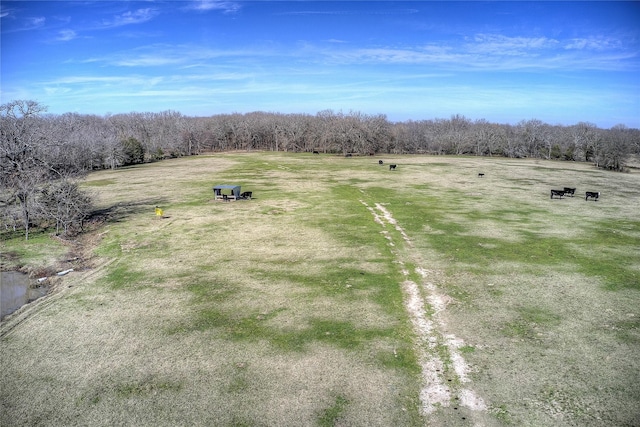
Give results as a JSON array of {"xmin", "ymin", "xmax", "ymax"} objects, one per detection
[{"xmin": 87, "ymin": 198, "xmax": 170, "ymax": 226}]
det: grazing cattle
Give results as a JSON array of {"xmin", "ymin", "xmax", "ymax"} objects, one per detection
[
  {"xmin": 379, "ymin": 160, "xmax": 384, "ymax": 165},
  {"xmin": 563, "ymin": 187, "xmax": 576, "ymax": 197},
  {"xmin": 478, "ymin": 173, "xmax": 485, "ymax": 178},
  {"xmin": 389, "ymin": 164, "xmax": 397, "ymax": 170},
  {"xmin": 222, "ymin": 194, "xmax": 230, "ymax": 202},
  {"xmin": 313, "ymin": 151, "xmax": 319, "ymax": 154},
  {"xmin": 345, "ymin": 153, "xmax": 352, "ymax": 157},
  {"xmin": 585, "ymin": 191, "xmax": 600, "ymax": 201},
  {"xmin": 550, "ymin": 189, "xmax": 565, "ymax": 199},
  {"xmin": 241, "ymin": 191, "xmax": 252, "ymax": 199}
]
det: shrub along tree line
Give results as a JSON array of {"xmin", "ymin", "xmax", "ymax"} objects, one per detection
[{"xmin": 1, "ymin": 99, "xmax": 639, "ymax": 238}]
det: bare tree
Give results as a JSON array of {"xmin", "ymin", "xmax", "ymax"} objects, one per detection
[
  {"xmin": 568, "ymin": 122, "xmax": 596, "ymax": 161},
  {"xmin": 0, "ymin": 100, "xmax": 51, "ymax": 239},
  {"xmin": 597, "ymin": 124, "xmax": 632, "ymax": 171},
  {"xmin": 362, "ymin": 113, "xmax": 391, "ymax": 154},
  {"xmin": 145, "ymin": 111, "xmax": 184, "ymax": 158},
  {"xmin": 390, "ymin": 120, "xmax": 418, "ymax": 154},
  {"xmin": 1, "ymin": 101, "xmax": 96, "ymax": 239},
  {"xmin": 473, "ymin": 119, "xmax": 506, "ymax": 156},
  {"xmin": 517, "ymin": 119, "xmax": 548, "ymax": 158},
  {"xmin": 443, "ymin": 114, "xmax": 472, "ymax": 155},
  {"xmin": 315, "ymin": 110, "xmax": 336, "ymax": 153}
]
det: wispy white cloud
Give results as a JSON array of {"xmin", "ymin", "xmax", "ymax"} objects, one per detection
[
  {"xmin": 20, "ymin": 16, "xmax": 46, "ymax": 30},
  {"xmin": 50, "ymin": 76, "xmax": 134, "ymax": 84},
  {"xmin": 469, "ymin": 34, "xmax": 560, "ymax": 56},
  {"xmin": 100, "ymin": 8, "xmax": 158, "ymax": 29},
  {"xmin": 565, "ymin": 36, "xmax": 622, "ymax": 51},
  {"xmin": 56, "ymin": 29, "xmax": 77, "ymax": 42},
  {"xmin": 278, "ymin": 8, "xmax": 418, "ymax": 16},
  {"xmin": 54, "ymin": 15, "xmax": 71, "ymax": 25},
  {"xmin": 82, "ymin": 43, "xmax": 272, "ymax": 68},
  {"xmin": 186, "ymin": 1, "xmax": 241, "ymax": 13},
  {"xmin": 113, "ymin": 55, "xmax": 185, "ymax": 67},
  {"xmin": 44, "ymin": 71, "xmax": 254, "ymax": 91},
  {"xmin": 312, "ymin": 33, "xmax": 637, "ymax": 72},
  {"xmin": 330, "ymin": 47, "xmax": 466, "ymax": 65},
  {"xmin": 69, "ymin": 34, "xmax": 636, "ymax": 74},
  {"xmin": 111, "ymin": 51, "xmax": 198, "ymax": 67},
  {"xmin": 0, "ymin": 14, "xmax": 45, "ymax": 33}
]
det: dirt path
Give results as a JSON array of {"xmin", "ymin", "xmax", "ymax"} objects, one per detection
[{"xmin": 361, "ymin": 200, "xmax": 488, "ymax": 420}]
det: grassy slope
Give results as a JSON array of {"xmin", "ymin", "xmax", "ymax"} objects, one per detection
[
  {"xmin": 366, "ymin": 157, "xmax": 640, "ymax": 426},
  {"xmin": 1, "ymin": 153, "xmax": 639, "ymax": 426}
]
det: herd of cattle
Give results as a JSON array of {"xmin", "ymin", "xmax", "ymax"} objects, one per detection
[
  {"xmin": 339, "ymin": 154, "xmax": 601, "ymax": 201},
  {"xmin": 377, "ymin": 159, "xmax": 397, "ymax": 170},
  {"xmin": 380, "ymin": 159, "xmax": 600, "ymax": 201},
  {"xmin": 551, "ymin": 188, "xmax": 600, "ymax": 201},
  {"xmin": 382, "ymin": 160, "xmax": 599, "ymax": 201}
]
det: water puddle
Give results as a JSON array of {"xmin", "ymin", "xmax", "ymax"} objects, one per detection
[{"xmin": 1, "ymin": 271, "xmax": 48, "ymax": 319}]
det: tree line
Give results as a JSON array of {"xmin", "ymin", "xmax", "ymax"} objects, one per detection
[{"xmin": 2, "ymin": 100, "xmax": 639, "ymax": 239}]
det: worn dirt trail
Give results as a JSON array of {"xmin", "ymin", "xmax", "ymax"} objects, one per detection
[{"xmin": 361, "ymin": 200, "xmax": 488, "ymax": 423}]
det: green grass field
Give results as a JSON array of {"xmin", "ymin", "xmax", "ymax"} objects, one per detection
[{"xmin": 1, "ymin": 153, "xmax": 639, "ymax": 426}]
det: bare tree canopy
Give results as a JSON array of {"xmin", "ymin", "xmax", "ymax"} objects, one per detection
[{"xmin": 1, "ymin": 101, "xmax": 92, "ymax": 239}]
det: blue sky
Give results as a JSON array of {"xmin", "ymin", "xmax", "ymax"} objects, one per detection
[{"xmin": 1, "ymin": 1, "xmax": 639, "ymax": 128}]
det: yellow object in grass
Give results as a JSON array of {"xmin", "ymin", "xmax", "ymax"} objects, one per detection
[{"xmin": 155, "ymin": 207, "xmax": 163, "ymax": 217}]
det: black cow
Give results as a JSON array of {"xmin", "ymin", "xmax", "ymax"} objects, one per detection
[
  {"xmin": 389, "ymin": 164, "xmax": 397, "ymax": 170},
  {"xmin": 345, "ymin": 153, "xmax": 352, "ymax": 157},
  {"xmin": 585, "ymin": 191, "xmax": 600, "ymax": 201},
  {"xmin": 478, "ymin": 173, "xmax": 485, "ymax": 178},
  {"xmin": 563, "ymin": 187, "xmax": 576, "ymax": 197},
  {"xmin": 241, "ymin": 191, "xmax": 252, "ymax": 199},
  {"xmin": 550, "ymin": 189, "xmax": 565, "ymax": 199},
  {"xmin": 379, "ymin": 160, "xmax": 384, "ymax": 165},
  {"xmin": 313, "ymin": 151, "xmax": 319, "ymax": 154}
]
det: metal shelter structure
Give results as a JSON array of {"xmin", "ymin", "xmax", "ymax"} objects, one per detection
[{"xmin": 213, "ymin": 184, "xmax": 241, "ymax": 200}]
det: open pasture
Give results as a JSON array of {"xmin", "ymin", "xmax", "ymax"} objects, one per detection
[{"xmin": 1, "ymin": 153, "xmax": 639, "ymax": 426}]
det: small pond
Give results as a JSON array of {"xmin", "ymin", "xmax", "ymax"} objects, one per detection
[{"xmin": 1, "ymin": 271, "xmax": 48, "ymax": 319}]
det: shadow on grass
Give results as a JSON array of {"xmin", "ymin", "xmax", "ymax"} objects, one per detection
[{"xmin": 88, "ymin": 197, "xmax": 170, "ymax": 226}]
